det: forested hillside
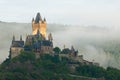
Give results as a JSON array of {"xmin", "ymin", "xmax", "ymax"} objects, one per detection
[{"xmin": 0, "ymin": 51, "xmax": 120, "ymax": 80}]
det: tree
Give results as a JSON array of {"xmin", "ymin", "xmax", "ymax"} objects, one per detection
[
  {"xmin": 16, "ymin": 51, "xmax": 35, "ymax": 62},
  {"xmin": 53, "ymin": 47, "xmax": 61, "ymax": 54}
]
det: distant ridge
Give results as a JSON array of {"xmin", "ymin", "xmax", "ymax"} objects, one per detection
[{"xmin": 0, "ymin": 21, "xmax": 3, "ymax": 23}]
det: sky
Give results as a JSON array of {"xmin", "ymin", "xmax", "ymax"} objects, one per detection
[{"xmin": 0, "ymin": 0, "xmax": 120, "ymax": 26}]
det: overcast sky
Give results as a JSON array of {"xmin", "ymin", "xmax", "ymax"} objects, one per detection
[{"xmin": 0, "ymin": 0, "xmax": 120, "ymax": 26}]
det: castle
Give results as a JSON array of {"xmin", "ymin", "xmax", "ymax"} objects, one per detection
[
  {"xmin": 9, "ymin": 12, "xmax": 99, "ymax": 67},
  {"xmin": 10, "ymin": 13, "xmax": 53, "ymax": 58}
]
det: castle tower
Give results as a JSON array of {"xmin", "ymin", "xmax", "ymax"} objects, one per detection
[
  {"xmin": 32, "ymin": 13, "xmax": 46, "ymax": 38},
  {"xmin": 37, "ymin": 29, "xmax": 40, "ymax": 36}
]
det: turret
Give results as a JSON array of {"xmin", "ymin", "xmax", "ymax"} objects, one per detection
[
  {"xmin": 44, "ymin": 18, "xmax": 46, "ymax": 22},
  {"xmin": 63, "ymin": 45, "xmax": 66, "ymax": 49},
  {"xmin": 48, "ymin": 33, "xmax": 53, "ymax": 42},
  {"xmin": 20, "ymin": 35, "xmax": 22, "ymax": 41},
  {"xmin": 12, "ymin": 35, "xmax": 15, "ymax": 41},
  {"xmin": 71, "ymin": 46, "xmax": 75, "ymax": 52},
  {"xmin": 35, "ymin": 13, "xmax": 42, "ymax": 23},
  {"xmin": 32, "ymin": 13, "xmax": 46, "ymax": 37},
  {"xmin": 71, "ymin": 45, "xmax": 78, "ymax": 57}
]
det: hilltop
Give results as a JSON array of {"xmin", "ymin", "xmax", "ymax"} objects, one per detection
[{"xmin": 0, "ymin": 50, "xmax": 120, "ymax": 80}]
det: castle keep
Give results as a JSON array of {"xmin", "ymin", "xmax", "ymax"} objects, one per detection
[
  {"xmin": 32, "ymin": 13, "xmax": 46, "ymax": 38},
  {"xmin": 10, "ymin": 13, "xmax": 53, "ymax": 58}
]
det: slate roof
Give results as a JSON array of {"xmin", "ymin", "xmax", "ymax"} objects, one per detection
[
  {"xmin": 41, "ymin": 40, "xmax": 52, "ymax": 46},
  {"xmin": 11, "ymin": 41, "xmax": 24, "ymax": 47},
  {"xmin": 33, "ymin": 41, "xmax": 41, "ymax": 49},
  {"xmin": 32, "ymin": 40, "xmax": 52, "ymax": 49},
  {"xmin": 24, "ymin": 45, "xmax": 32, "ymax": 51},
  {"xmin": 35, "ymin": 13, "xmax": 42, "ymax": 23}
]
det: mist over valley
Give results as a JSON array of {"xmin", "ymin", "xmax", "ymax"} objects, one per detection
[{"xmin": 0, "ymin": 21, "xmax": 120, "ymax": 69}]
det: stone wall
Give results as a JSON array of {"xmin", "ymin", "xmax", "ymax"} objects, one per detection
[{"xmin": 10, "ymin": 47, "xmax": 23, "ymax": 58}]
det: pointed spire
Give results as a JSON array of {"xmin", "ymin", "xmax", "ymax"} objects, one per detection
[
  {"xmin": 71, "ymin": 45, "xmax": 75, "ymax": 52},
  {"xmin": 20, "ymin": 35, "xmax": 22, "ymax": 41},
  {"xmin": 35, "ymin": 12, "xmax": 42, "ymax": 23},
  {"xmin": 40, "ymin": 13, "xmax": 42, "ymax": 21},
  {"xmin": 44, "ymin": 18, "xmax": 46, "ymax": 22},
  {"xmin": 48, "ymin": 33, "xmax": 53, "ymax": 42},
  {"xmin": 12, "ymin": 35, "xmax": 15, "ymax": 41},
  {"xmin": 64, "ymin": 45, "xmax": 66, "ymax": 49}
]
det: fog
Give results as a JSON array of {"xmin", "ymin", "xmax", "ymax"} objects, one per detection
[{"xmin": 0, "ymin": 21, "xmax": 120, "ymax": 69}]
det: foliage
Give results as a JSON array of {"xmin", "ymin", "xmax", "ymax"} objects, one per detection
[
  {"xmin": 53, "ymin": 47, "xmax": 61, "ymax": 54},
  {"xmin": 76, "ymin": 64, "xmax": 106, "ymax": 78},
  {"xmin": 61, "ymin": 48, "xmax": 71, "ymax": 54},
  {"xmin": 12, "ymin": 51, "xmax": 35, "ymax": 62},
  {"xmin": 76, "ymin": 64, "xmax": 120, "ymax": 80},
  {"xmin": 0, "ymin": 51, "xmax": 120, "ymax": 80},
  {"xmin": 105, "ymin": 67, "xmax": 120, "ymax": 80}
]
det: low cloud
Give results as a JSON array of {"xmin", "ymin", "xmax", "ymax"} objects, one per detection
[{"xmin": 0, "ymin": 22, "xmax": 120, "ymax": 69}]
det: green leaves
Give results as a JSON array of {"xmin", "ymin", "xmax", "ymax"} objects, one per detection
[
  {"xmin": 53, "ymin": 47, "xmax": 61, "ymax": 54},
  {"xmin": 1, "ymin": 51, "xmax": 120, "ymax": 80}
]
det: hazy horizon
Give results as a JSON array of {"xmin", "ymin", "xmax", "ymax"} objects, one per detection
[
  {"xmin": 0, "ymin": 22, "xmax": 120, "ymax": 69},
  {"xmin": 0, "ymin": 0, "xmax": 120, "ymax": 26}
]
